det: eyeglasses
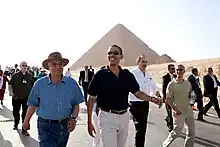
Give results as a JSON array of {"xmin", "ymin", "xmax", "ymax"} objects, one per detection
[
  {"xmin": 21, "ymin": 65, "xmax": 27, "ymax": 67},
  {"xmin": 170, "ymin": 68, "xmax": 175, "ymax": 70},
  {"xmin": 141, "ymin": 61, "xmax": 148, "ymax": 63},
  {"xmin": 107, "ymin": 51, "xmax": 120, "ymax": 55}
]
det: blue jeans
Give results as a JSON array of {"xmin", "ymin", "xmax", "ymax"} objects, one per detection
[{"xmin": 37, "ymin": 117, "xmax": 70, "ymax": 147}]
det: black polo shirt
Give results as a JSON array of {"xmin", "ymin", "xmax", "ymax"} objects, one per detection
[{"xmin": 88, "ymin": 66, "xmax": 140, "ymax": 110}]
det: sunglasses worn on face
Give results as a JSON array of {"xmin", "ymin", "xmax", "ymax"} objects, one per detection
[
  {"xmin": 170, "ymin": 68, "xmax": 175, "ymax": 70},
  {"xmin": 107, "ymin": 51, "xmax": 120, "ymax": 55},
  {"xmin": 141, "ymin": 61, "xmax": 148, "ymax": 63},
  {"xmin": 22, "ymin": 65, "xmax": 27, "ymax": 67}
]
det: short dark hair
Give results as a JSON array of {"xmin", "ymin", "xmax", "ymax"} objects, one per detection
[
  {"xmin": 109, "ymin": 44, "xmax": 123, "ymax": 55},
  {"xmin": 191, "ymin": 68, "xmax": 198, "ymax": 74},
  {"xmin": 0, "ymin": 70, "xmax": 3, "ymax": 73},
  {"xmin": 168, "ymin": 64, "xmax": 174, "ymax": 69}
]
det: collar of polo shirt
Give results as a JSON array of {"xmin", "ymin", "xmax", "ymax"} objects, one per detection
[
  {"xmin": 106, "ymin": 65, "xmax": 123, "ymax": 72},
  {"xmin": 47, "ymin": 74, "xmax": 66, "ymax": 85}
]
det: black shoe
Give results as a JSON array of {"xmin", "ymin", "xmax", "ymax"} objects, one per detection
[
  {"xmin": 13, "ymin": 125, "xmax": 18, "ymax": 130},
  {"xmin": 197, "ymin": 118, "xmax": 206, "ymax": 122},
  {"xmin": 0, "ymin": 101, "xmax": 3, "ymax": 105},
  {"xmin": 168, "ymin": 128, "xmax": 173, "ymax": 132}
]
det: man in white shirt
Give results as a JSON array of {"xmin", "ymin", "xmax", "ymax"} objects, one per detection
[
  {"xmin": 129, "ymin": 54, "xmax": 162, "ymax": 147},
  {"xmin": 65, "ymin": 68, "xmax": 72, "ymax": 78}
]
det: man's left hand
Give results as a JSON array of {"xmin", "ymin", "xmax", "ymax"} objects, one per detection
[{"xmin": 67, "ymin": 118, "xmax": 77, "ymax": 132}]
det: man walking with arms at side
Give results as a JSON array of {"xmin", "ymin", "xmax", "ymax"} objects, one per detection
[
  {"xmin": 162, "ymin": 64, "xmax": 176, "ymax": 132},
  {"xmin": 87, "ymin": 45, "xmax": 162, "ymax": 147},
  {"xmin": 23, "ymin": 52, "xmax": 84, "ymax": 147},
  {"xmin": 187, "ymin": 68, "xmax": 205, "ymax": 121},
  {"xmin": 8, "ymin": 61, "xmax": 35, "ymax": 135},
  {"xmin": 203, "ymin": 67, "xmax": 220, "ymax": 118},
  {"xmin": 163, "ymin": 65, "xmax": 195, "ymax": 147},
  {"xmin": 79, "ymin": 65, "xmax": 94, "ymax": 104}
]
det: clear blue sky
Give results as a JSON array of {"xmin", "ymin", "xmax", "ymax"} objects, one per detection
[{"xmin": 0, "ymin": 0, "xmax": 220, "ymax": 67}]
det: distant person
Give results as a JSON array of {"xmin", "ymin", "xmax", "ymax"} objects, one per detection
[
  {"xmin": 8, "ymin": 61, "xmax": 35, "ymax": 135},
  {"xmin": 89, "ymin": 65, "xmax": 95, "ymax": 73},
  {"xmin": 187, "ymin": 68, "xmax": 205, "ymax": 121},
  {"xmin": 203, "ymin": 67, "xmax": 220, "ymax": 118},
  {"xmin": 23, "ymin": 52, "xmax": 84, "ymax": 147},
  {"xmin": 79, "ymin": 65, "xmax": 94, "ymax": 104},
  {"xmin": 37, "ymin": 68, "xmax": 47, "ymax": 80},
  {"xmin": 163, "ymin": 65, "xmax": 195, "ymax": 147},
  {"xmin": 162, "ymin": 64, "xmax": 176, "ymax": 132},
  {"xmin": 0, "ymin": 70, "xmax": 9, "ymax": 105},
  {"xmin": 65, "ymin": 68, "xmax": 72, "ymax": 78}
]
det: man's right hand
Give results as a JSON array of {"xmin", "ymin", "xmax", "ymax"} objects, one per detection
[
  {"xmin": 173, "ymin": 107, "xmax": 181, "ymax": 116},
  {"xmin": 23, "ymin": 121, "xmax": 30, "ymax": 131},
  {"xmin": 88, "ymin": 122, "xmax": 96, "ymax": 138}
]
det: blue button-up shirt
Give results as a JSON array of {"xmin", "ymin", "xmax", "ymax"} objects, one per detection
[{"xmin": 27, "ymin": 75, "xmax": 84, "ymax": 120}]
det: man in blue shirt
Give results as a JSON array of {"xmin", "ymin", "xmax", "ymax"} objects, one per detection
[{"xmin": 23, "ymin": 52, "xmax": 84, "ymax": 147}]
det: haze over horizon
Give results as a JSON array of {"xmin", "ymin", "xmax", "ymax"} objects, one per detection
[{"xmin": 0, "ymin": 0, "xmax": 220, "ymax": 68}]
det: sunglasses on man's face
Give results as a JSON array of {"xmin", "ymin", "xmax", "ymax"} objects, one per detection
[
  {"xmin": 170, "ymin": 68, "xmax": 175, "ymax": 70},
  {"xmin": 107, "ymin": 51, "xmax": 120, "ymax": 56},
  {"xmin": 21, "ymin": 65, "xmax": 27, "ymax": 67},
  {"xmin": 141, "ymin": 60, "xmax": 148, "ymax": 64}
]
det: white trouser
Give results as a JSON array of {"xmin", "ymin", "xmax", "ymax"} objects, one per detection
[
  {"xmin": 163, "ymin": 114, "xmax": 195, "ymax": 147},
  {"xmin": 99, "ymin": 110, "xmax": 130, "ymax": 147},
  {"xmin": 92, "ymin": 111, "xmax": 101, "ymax": 147}
]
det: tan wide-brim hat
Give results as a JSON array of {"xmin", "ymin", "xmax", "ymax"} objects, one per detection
[{"xmin": 42, "ymin": 52, "xmax": 69, "ymax": 70}]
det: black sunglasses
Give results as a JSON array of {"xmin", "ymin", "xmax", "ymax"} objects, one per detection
[{"xmin": 107, "ymin": 51, "xmax": 120, "ymax": 55}]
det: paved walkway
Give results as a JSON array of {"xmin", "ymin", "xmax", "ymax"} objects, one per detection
[{"xmin": 1, "ymin": 93, "xmax": 220, "ymax": 147}]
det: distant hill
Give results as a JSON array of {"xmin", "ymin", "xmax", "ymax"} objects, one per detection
[{"xmin": 71, "ymin": 24, "xmax": 174, "ymax": 70}]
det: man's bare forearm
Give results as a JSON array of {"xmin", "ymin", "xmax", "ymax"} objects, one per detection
[
  {"xmin": 72, "ymin": 104, "xmax": 79, "ymax": 118},
  {"xmin": 24, "ymin": 106, "xmax": 37, "ymax": 122},
  {"xmin": 135, "ymin": 91, "xmax": 152, "ymax": 101},
  {"xmin": 87, "ymin": 96, "xmax": 94, "ymax": 124},
  {"xmin": 166, "ymin": 97, "xmax": 175, "ymax": 110}
]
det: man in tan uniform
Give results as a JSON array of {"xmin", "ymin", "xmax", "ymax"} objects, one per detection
[{"xmin": 163, "ymin": 64, "xmax": 195, "ymax": 147}]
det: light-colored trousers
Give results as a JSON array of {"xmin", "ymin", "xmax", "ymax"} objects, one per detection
[
  {"xmin": 92, "ymin": 112, "xmax": 101, "ymax": 147},
  {"xmin": 99, "ymin": 110, "xmax": 130, "ymax": 147},
  {"xmin": 163, "ymin": 114, "xmax": 195, "ymax": 147}
]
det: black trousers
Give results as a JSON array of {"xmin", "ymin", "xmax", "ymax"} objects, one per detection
[
  {"xmin": 196, "ymin": 96, "xmax": 204, "ymax": 119},
  {"xmin": 82, "ymin": 82, "xmax": 89, "ymax": 103},
  {"xmin": 129, "ymin": 101, "xmax": 149, "ymax": 147},
  {"xmin": 204, "ymin": 88, "xmax": 220, "ymax": 118},
  {"xmin": 12, "ymin": 99, "xmax": 28, "ymax": 126},
  {"xmin": 165, "ymin": 103, "xmax": 173, "ymax": 130}
]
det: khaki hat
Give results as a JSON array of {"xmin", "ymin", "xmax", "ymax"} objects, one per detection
[{"xmin": 42, "ymin": 52, "xmax": 69, "ymax": 70}]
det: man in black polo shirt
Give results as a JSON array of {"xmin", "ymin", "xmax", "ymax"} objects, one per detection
[
  {"xmin": 87, "ymin": 45, "xmax": 162, "ymax": 147},
  {"xmin": 8, "ymin": 61, "xmax": 34, "ymax": 135}
]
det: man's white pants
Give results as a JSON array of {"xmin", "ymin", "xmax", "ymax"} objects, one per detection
[
  {"xmin": 99, "ymin": 110, "xmax": 130, "ymax": 147},
  {"xmin": 92, "ymin": 112, "xmax": 101, "ymax": 147},
  {"xmin": 163, "ymin": 114, "xmax": 195, "ymax": 147}
]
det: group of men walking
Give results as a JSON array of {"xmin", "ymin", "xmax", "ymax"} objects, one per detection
[{"xmin": 0, "ymin": 44, "xmax": 220, "ymax": 147}]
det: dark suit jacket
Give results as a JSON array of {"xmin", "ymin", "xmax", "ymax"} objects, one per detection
[
  {"xmin": 187, "ymin": 75, "xmax": 203, "ymax": 98},
  {"xmin": 79, "ymin": 70, "xmax": 94, "ymax": 84},
  {"xmin": 203, "ymin": 74, "xmax": 220, "ymax": 96},
  {"xmin": 162, "ymin": 73, "xmax": 177, "ymax": 99}
]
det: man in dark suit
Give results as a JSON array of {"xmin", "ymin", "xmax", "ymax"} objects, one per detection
[
  {"xmin": 79, "ymin": 65, "xmax": 94, "ymax": 104},
  {"xmin": 203, "ymin": 67, "xmax": 220, "ymax": 118},
  {"xmin": 187, "ymin": 68, "xmax": 205, "ymax": 121},
  {"xmin": 162, "ymin": 64, "xmax": 176, "ymax": 132}
]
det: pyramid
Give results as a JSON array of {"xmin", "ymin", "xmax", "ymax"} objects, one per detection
[{"xmin": 71, "ymin": 24, "xmax": 171, "ymax": 70}]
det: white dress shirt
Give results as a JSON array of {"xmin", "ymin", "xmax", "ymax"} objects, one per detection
[
  {"xmin": 84, "ymin": 70, "xmax": 89, "ymax": 82},
  {"xmin": 129, "ymin": 67, "xmax": 158, "ymax": 102},
  {"xmin": 210, "ymin": 75, "xmax": 218, "ymax": 88},
  {"xmin": 65, "ymin": 71, "xmax": 72, "ymax": 78}
]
